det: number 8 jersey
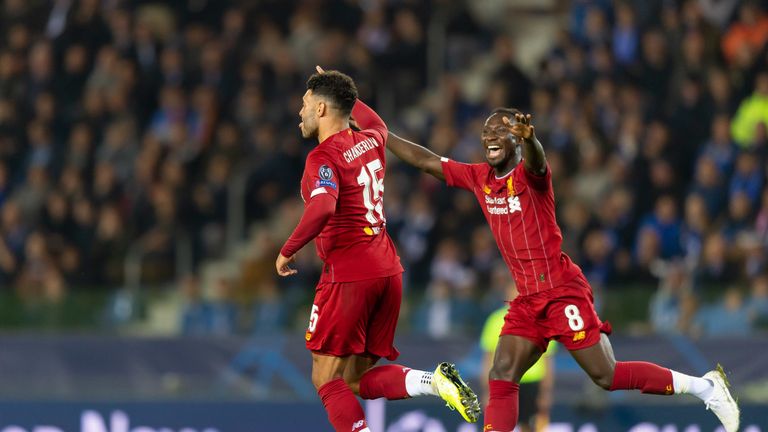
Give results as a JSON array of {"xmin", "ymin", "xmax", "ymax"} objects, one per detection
[{"xmin": 298, "ymin": 100, "xmax": 403, "ymax": 283}]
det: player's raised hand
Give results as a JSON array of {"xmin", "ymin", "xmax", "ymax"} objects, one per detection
[
  {"xmin": 504, "ymin": 113, "xmax": 535, "ymax": 140},
  {"xmin": 276, "ymin": 253, "xmax": 298, "ymax": 276},
  {"xmin": 316, "ymin": 65, "xmax": 325, "ymax": 74}
]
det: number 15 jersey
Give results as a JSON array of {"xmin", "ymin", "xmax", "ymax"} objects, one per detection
[{"xmin": 299, "ymin": 100, "xmax": 403, "ymax": 283}]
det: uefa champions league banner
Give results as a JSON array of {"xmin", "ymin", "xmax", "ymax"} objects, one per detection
[
  {"xmin": 0, "ymin": 334, "xmax": 766, "ymax": 431},
  {"xmin": 0, "ymin": 401, "xmax": 762, "ymax": 432},
  {"xmin": 1, "ymin": 334, "xmax": 766, "ymax": 403}
]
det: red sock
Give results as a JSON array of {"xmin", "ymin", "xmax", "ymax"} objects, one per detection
[
  {"xmin": 317, "ymin": 378, "xmax": 368, "ymax": 432},
  {"xmin": 359, "ymin": 364, "xmax": 410, "ymax": 400},
  {"xmin": 483, "ymin": 380, "xmax": 519, "ymax": 432},
  {"xmin": 610, "ymin": 361, "xmax": 674, "ymax": 394}
]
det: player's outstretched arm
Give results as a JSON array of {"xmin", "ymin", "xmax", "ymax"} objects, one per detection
[
  {"xmin": 505, "ymin": 113, "xmax": 546, "ymax": 176},
  {"xmin": 351, "ymin": 99, "xmax": 386, "ymax": 144},
  {"xmin": 387, "ymin": 132, "xmax": 446, "ymax": 181}
]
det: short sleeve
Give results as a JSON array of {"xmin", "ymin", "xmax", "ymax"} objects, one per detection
[
  {"xmin": 304, "ymin": 151, "xmax": 340, "ymax": 201},
  {"xmin": 441, "ymin": 158, "xmax": 481, "ymax": 191},
  {"xmin": 520, "ymin": 161, "xmax": 552, "ymax": 191}
]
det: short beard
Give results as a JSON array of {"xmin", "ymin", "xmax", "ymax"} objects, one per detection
[{"xmin": 301, "ymin": 125, "xmax": 318, "ymax": 139}]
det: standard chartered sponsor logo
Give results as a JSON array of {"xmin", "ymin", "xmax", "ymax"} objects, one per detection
[
  {"xmin": 485, "ymin": 195, "xmax": 522, "ymax": 214},
  {"xmin": 487, "ymin": 206, "xmax": 509, "ymax": 215},
  {"xmin": 484, "ymin": 196, "xmax": 506, "ymax": 205}
]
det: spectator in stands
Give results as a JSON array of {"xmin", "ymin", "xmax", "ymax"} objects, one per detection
[
  {"xmin": 756, "ymin": 188, "xmax": 768, "ymax": 244},
  {"xmin": 633, "ymin": 227, "xmax": 663, "ymax": 285},
  {"xmin": 413, "ymin": 279, "xmax": 454, "ymax": 340},
  {"xmin": 699, "ymin": 114, "xmax": 737, "ymax": 176},
  {"xmin": 729, "ymin": 150, "xmax": 763, "ymax": 204},
  {"xmin": 721, "ymin": 1, "xmax": 768, "ymax": 65},
  {"xmin": 1, "ymin": 201, "xmax": 27, "ymax": 258},
  {"xmin": 0, "ymin": 0, "xmax": 765, "ymax": 336},
  {"xmin": 731, "ymin": 72, "xmax": 768, "ymax": 147},
  {"xmin": 747, "ymin": 274, "xmax": 768, "ymax": 327},
  {"xmin": 413, "ymin": 278, "xmax": 481, "ymax": 339},
  {"xmin": 690, "ymin": 156, "xmax": 728, "ymax": 219},
  {"xmin": 180, "ymin": 275, "xmax": 209, "ymax": 335},
  {"xmin": 696, "ymin": 232, "xmax": 738, "ymax": 288},
  {"xmin": 724, "ymin": 191, "xmax": 755, "ymax": 240},
  {"xmin": 252, "ymin": 278, "xmax": 288, "ymax": 335},
  {"xmin": 15, "ymin": 231, "xmax": 65, "ymax": 302},
  {"xmin": 694, "ymin": 287, "xmax": 753, "ymax": 336},
  {"xmin": 580, "ymin": 229, "xmax": 615, "ymax": 288},
  {"xmin": 638, "ymin": 195, "xmax": 683, "ymax": 259},
  {"xmin": 91, "ymin": 205, "xmax": 128, "ymax": 288},
  {"xmin": 207, "ymin": 277, "xmax": 238, "ymax": 336},
  {"xmin": 650, "ymin": 261, "xmax": 693, "ymax": 334},
  {"xmin": 681, "ymin": 193, "xmax": 711, "ymax": 267}
]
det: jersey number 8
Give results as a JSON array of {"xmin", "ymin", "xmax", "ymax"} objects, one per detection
[
  {"xmin": 564, "ymin": 304, "xmax": 584, "ymax": 331},
  {"xmin": 357, "ymin": 159, "xmax": 386, "ymax": 225}
]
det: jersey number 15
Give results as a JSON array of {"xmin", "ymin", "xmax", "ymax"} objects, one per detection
[{"xmin": 357, "ymin": 158, "xmax": 386, "ymax": 225}]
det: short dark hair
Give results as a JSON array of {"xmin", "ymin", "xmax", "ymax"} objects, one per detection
[{"xmin": 306, "ymin": 71, "xmax": 358, "ymax": 116}]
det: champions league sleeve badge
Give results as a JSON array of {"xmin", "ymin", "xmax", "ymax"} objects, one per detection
[
  {"xmin": 319, "ymin": 165, "xmax": 333, "ymax": 180},
  {"xmin": 316, "ymin": 165, "xmax": 337, "ymax": 189}
]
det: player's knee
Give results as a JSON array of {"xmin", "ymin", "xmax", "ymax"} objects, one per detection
[
  {"xmin": 311, "ymin": 369, "xmax": 344, "ymax": 391},
  {"xmin": 489, "ymin": 356, "xmax": 518, "ymax": 382},
  {"xmin": 589, "ymin": 370, "xmax": 614, "ymax": 390},
  {"xmin": 346, "ymin": 378, "xmax": 361, "ymax": 395}
]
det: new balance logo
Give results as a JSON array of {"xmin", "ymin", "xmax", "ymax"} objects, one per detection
[
  {"xmin": 508, "ymin": 196, "xmax": 522, "ymax": 213},
  {"xmin": 573, "ymin": 331, "xmax": 586, "ymax": 341},
  {"xmin": 352, "ymin": 420, "xmax": 366, "ymax": 431}
]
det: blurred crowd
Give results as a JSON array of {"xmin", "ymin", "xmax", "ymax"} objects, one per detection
[{"xmin": 0, "ymin": 0, "xmax": 767, "ymax": 337}]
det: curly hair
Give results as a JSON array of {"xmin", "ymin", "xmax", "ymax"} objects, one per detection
[{"xmin": 306, "ymin": 71, "xmax": 358, "ymax": 116}]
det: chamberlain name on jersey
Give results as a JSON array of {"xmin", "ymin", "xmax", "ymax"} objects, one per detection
[{"xmin": 342, "ymin": 137, "xmax": 380, "ymax": 163}]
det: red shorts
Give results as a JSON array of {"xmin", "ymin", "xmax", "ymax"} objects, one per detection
[
  {"xmin": 305, "ymin": 274, "xmax": 402, "ymax": 361},
  {"xmin": 500, "ymin": 273, "xmax": 612, "ymax": 352}
]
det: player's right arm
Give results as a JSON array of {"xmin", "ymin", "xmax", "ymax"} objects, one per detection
[
  {"xmin": 277, "ymin": 193, "xmax": 336, "ymax": 276},
  {"xmin": 276, "ymin": 153, "xmax": 339, "ymax": 276},
  {"xmin": 506, "ymin": 112, "xmax": 546, "ymax": 176},
  {"xmin": 386, "ymin": 132, "xmax": 446, "ymax": 181}
]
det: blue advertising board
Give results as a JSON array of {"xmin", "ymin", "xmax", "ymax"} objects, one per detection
[{"xmin": 0, "ymin": 401, "xmax": 763, "ymax": 432}]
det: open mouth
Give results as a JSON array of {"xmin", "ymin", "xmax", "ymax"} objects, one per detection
[{"xmin": 486, "ymin": 145, "xmax": 502, "ymax": 159}]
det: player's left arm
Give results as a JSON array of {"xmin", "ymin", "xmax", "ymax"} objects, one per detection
[
  {"xmin": 505, "ymin": 112, "xmax": 547, "ymax": 176},
  {"xmin": 351, "ymin": 98, "xmax": 386, "ymax": 145}
]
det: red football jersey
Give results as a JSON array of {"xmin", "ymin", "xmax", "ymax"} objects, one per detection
[
  {"xmin": 296, "ymin": 101, "xmax": 403, "ymax": 283},
  {"xmin": 441, "ymin": 159, "xmax": 582, "ymax": 296}
]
